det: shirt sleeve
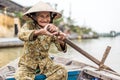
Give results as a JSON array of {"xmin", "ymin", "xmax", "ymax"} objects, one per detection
[
  {"xmin": 52, "ymin": 36, "xmax": 67, "ymax": 53},
  {"xmin": 18, "ymin": 23, "xmax": 35, "ymax": 41}
]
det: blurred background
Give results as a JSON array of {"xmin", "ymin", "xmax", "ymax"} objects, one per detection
[{"xmin": 0, "ymin": 0, "xmax": 120, "ymax": 73}]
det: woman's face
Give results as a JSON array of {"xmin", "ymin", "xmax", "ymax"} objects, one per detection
[{"xmin": 36, "ymin": 12, "xmax": 51, "ymax": 28}]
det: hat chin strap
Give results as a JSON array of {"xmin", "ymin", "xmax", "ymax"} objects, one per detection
[{"xmin": 50, "ymin": 12, "xmax": 57, "ymax": 23}]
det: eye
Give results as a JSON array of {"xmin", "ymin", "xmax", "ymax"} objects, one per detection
[
  {"xmin": 46, "ymin": 14, "xmax": 50, "ymax": 17},
  {"xmin": 39, "ymin": 15, "xmax": 44, "ymax": 18}
]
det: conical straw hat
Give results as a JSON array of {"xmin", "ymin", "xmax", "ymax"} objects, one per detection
[{"xmin": 23, "ymin": 1, "xmax": 61, "ymax": 20}]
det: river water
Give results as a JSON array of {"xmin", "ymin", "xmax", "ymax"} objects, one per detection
[{"xmin": 0, "ymin": 36, "xmax": 120, "ymax": 73}]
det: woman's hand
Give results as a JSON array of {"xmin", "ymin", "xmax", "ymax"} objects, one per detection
[
  {"xmin": 34, "ymin": 27, "xmax": 53, "ymax": 36},
  {"xmin": 34, "ymin": 24, "xmax": 66, "ymax": 40},
  {"xmin": 56, "ymin": 31, "xmax": 66, "ymax": 46},
  {"xmin": 34, "ymin": 24, "xmax": 58, "ymax": 36},
  {"xmin": 57, "ymin": 31, "xmax": 66, "ymax": 41},
  {"xmin": 46, "ymin": 24, "xmax": 58, "ymax": 33}
]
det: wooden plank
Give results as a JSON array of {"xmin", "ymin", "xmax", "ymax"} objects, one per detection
[{"xmin": 83, "ymin": 67, "xmax": 120, "ymax": 80}]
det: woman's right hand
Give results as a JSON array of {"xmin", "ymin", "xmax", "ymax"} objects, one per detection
[
  {"xmin": 34, "ymin": 28, "xmax": 53, "ymax": 36},
  {"xmin": 34, "ymin": 24, "xmax": 59, "ymax": 36}
]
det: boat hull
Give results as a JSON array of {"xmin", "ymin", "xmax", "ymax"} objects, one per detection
[
  {"xmin": 6, "ymin": 70, "xmax": 81, "ymax": 80},
  {"xmin": 1, "ymin": 55, "xmax": 120, "ymax": 80}
]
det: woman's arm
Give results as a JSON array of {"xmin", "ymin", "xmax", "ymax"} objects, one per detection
[
  {"xmin": 18, "ymin": 23, "xmax": 54, "ymax": 41},
  {"xmin": 18, "ymin": 23, "xmax": 35, "ymax": 41}
]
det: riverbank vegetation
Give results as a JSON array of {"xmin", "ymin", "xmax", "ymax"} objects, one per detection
[{"xmin": 53, "ymin": 15, "xmax": 99, "ymax": 39}]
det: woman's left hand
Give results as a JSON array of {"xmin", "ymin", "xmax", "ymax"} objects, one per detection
[
  {"xmin": 45, "ymin": 24, "xmax": 66, "ymax": 42},
  {"xmin": 57, "ymin": 31, "xmax": 66, "ymax": 41},
  {"xmin": 55, "ymin": 31, "xmax": 67, "ymax": 46}
]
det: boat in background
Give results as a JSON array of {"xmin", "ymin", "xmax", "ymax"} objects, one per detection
[{"xmin": 0, "ymin": 55, "xmax": 120, "ymax": 80}]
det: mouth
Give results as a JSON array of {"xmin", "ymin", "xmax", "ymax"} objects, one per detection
[
  {"xmin": 38, "ymin": 22, "xmax": 49, "ymax": 27},
  {"xmin": 39, "ymin": 21, "xmax": 48, "ymax": 24}
]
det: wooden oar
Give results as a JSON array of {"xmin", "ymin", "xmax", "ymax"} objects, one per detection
[
  {"xmin": 27, "ymin": 14, "xmax": 116, "ymax": 72},
  {"xmin": 64, "ymin": 38, "xmax": 116, "ymax": 72}
]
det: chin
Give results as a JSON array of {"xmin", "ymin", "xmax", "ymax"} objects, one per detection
[{"xmin": 39, "ymin": 23, "xmax": 49, "ymax": 27}]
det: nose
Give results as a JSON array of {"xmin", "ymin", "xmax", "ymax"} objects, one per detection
[{"xmin": 42, "ymin": 18, "xmax": 48, "ymax": 22}]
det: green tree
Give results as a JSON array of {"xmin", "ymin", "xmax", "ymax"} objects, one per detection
[{"xmin": 14, "ymin": 12, "xmax": 25, "ymax": 26}]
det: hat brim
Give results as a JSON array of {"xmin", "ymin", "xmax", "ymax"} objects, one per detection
[{"xmin": 23, "ymin": 11, "xmax": 62, "ymax": 20}]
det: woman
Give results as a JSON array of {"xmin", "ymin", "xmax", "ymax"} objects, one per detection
[{"xmin": 15, "ymin": 1, "xmax": 68, "ymax": 80}]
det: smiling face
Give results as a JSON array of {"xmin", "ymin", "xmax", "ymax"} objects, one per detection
[{"xmin": 36, "ymin": 12, "xmax": 51, "ymax": 28}]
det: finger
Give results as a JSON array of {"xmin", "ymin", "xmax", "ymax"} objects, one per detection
[
  {"xmin": 49, "ymin": 28, "xmax": 55, "ymax": 33},
  {"xmin": 59, "ymin": 34, "xmax": 66, "ymax": 40},
  {"xmin": 52, "ymin": 32, "xmax": 59, "ymax": 36},
  {"xmin": 46, "ymin": 31, "xmax": 53, "ymax": 36},
  {"xmin": 50, "ymin": 24, "xmax": 58, "ymax": 31},
  {"xmin": 61, "ymin": 32, "xmax": 67, "ymax": 37}
]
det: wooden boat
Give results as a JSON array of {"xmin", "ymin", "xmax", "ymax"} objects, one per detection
[{"xmin": 0, "ymin": 55, "xmax": 120, "ymax": 80}]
